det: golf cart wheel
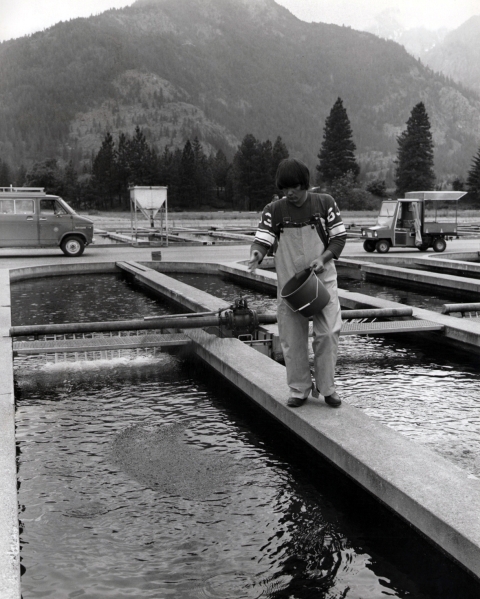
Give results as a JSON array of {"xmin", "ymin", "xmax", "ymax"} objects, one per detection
[
  {"xmin": 61, "ymin": 235, "xmax": 85, "ymax": 257},
  {"xmin": 417, "ymin": 236, "xmax": 432, "ymax": 252},
  {"xmin": 432, "ymin": 238, "xmax": 447, "ymax": 253},
  {"xmin": 363, "ymin": 240, "xmax": 376, "ymax": 253},
  {"xmin": 376, "ymin": 239, "xmax": 390, "ymax": 253}
]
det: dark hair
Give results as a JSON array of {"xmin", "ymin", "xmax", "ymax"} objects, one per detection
[{"xmin": 275, "ymin": 158, "xmax": 310, "ymax": 190}]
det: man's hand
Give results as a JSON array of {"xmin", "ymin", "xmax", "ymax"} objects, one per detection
[
  {"xmin": 310, "ymin": 256, "xmax": 326, "ymax": 273},
  {"xmin": 311, "ymin": 250, "xmax": 334, "ymax": 273},
  {"xmin": 248, "ymin": 249, "xmax": 262, "ymax": 272}
]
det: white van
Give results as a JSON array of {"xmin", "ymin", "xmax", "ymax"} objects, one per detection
[{"xmin": 0, "ymin": 187, "xmax": 94, "ymax": 256}]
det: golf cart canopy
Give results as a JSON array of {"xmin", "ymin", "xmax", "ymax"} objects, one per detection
[{"xmin": 404, "ymin": 191, "xmax": 467, "ymax": 201}]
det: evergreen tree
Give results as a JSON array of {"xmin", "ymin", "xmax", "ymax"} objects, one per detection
[
  {"xmin": 16, "ymin": 165, "xmax": 27, "ymax": 187},
  {"xmin": 467, "ymin": 146, "xmax": 480, "ymax": 196},
  {"xmin": 394, "ymin": 102, "xmax": 435, "ymax": 196},
  {"xmin": 451, "ymin": 177, "xmax": 465, "ymax": 192},
  {"xmin": 211, "ymin": 149, "xmax": 229, "ymax": 189},
  {"xmin": 91, "ymin": 132, "xmax": 118, "ymax": 209},
  {"xmin": 316, "ymin": 98, "xmax": 359, "ymax": 186},
  {"xmin": 0, "ymin": 160, "xmax": 12, "ymax": 187},
  {"xmin": 233, "ymin": 134, "xmax": 260, "ymax": 210},
  {"xmin": 272, "ymin": 136, "xmax": 289, "ymax": 178},
  {"xmin": 177, "ymin": 140, "xmax": 197, "ymax": 207},
  {"xmin": 128, "ymin": 126, "xmax": 158, "ymax": 186},
  {"xmin": 116, "ymin": 132, "xmax": 132, "ymax": 208},
  {"xmin": 25, "ymin": 159, "xmax": 63, "ymax": 194},
  {"xmin": 191, "ymin": 137, "xmax": 215, "ymax": 207},
  {"xmin": 169, "ymin": 148, "xmax": 183, "ymax": 208},
  {"xmin": 209, "ymin": 149, "xmax": 230, "ymax": 206},
  {"xmin": 158, "ymin": 146, "xmax": 174, "ymax": 188},
  {"xmin": 62, "ymin": 160, "xmax": 80, "ymax": 207},
  {"xmin": 258, "ymin": 139, "xmax": 275, "ymax": 203},
  {"xmin": 233, "ymin": 134, "xmax": 276, "ymax": 210}
]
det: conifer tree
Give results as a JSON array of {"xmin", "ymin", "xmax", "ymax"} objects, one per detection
[
  {"xmin": 467, "ymin": 146, "xmax": 480, "ymax": 197},
  {"xmin": 191, "ymin": 137, "xmax": 215, "ymax": 206},
  {"xmin": 115, "ymin": 132, "xmax": 131, "ymax": 208},
  {"xmin": 394, "ymin": 102, "xmax": 435, "ymax": 196},
  {"xmin": 91, "ymin": 132, "xmax": 118, "ymax": 209},
  {"xmin": 127, "ymin": 126, "xmax": 158, "ymax": 186},
  {"xmin": 177, "ymin": 140, "xmax": 197, "ymax": 207},
  {"xmin": 272, "ymin": 136, "xmax": 289, "ymax": 177},
  {"xmin": 0, "ymin": 159, "xmax": 12, "ymax": 187},
  {"xmin": 233, "ymin": 134, "xmax": 262, "ymax": 210},
  {"xmin": 25, "ymin": 159, "xmax": 62, "ymax": 194},
  {"xmin": 62, "ymin": 160, "xmax": 80, "ymax": 207},
  {"xmin": 211, "ymin": 149, "xmax": 229, "ymax": 190},
  {"xmin": 258, "ymin": 139, "xmax": 275, "ymax": 202},
  {"xmin": 210, "ymin": 149, "xmax": 230, "ymax": 206},
  {"xmin": 316, "ymin": 98, "xmax": 359, "ymax": 186}
]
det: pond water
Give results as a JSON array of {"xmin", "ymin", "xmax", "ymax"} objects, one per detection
[
  {"xmin": 337, "ymin": 266, "xmax": 480, "ymax": 313},
  {"xmin": 12, "ymin": 273, "xmax": 480, "ymax": 598},
  {"xmin": 173, "ymin": 272, "xmax": 480, "ymax": 476}
]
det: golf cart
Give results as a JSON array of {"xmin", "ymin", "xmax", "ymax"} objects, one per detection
[{"xmin": 361, "ymin": 191, "xmax": 467, "ymax": 253}]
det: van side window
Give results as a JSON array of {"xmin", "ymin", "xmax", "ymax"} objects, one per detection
[
  {"xmin": 40, "ymin": 199, "xmax": 67, "ymax": 215},
  {"xmin": 15, "ymin": 200, "xmax": 35, "ymax": 214},
  {"xmin": 0, "ymin": 200, "xmax": 14, "ymax": 214}
]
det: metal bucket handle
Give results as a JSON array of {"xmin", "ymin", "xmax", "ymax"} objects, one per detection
[{"xmin": 291, "ymin": 269, "xmax": 319, "ymax": 312}]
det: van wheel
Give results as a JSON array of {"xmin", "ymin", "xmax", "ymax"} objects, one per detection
[
  {"xmin": 432, "ymin": 238, "xmax": 446, "ymax": 252},
  {"xmin": 376, "ymin": 239, "xmax": 390, "ymax": 253},
  {"xmin": 363, "ymin": 240, "xmax": 376, "ymax": 252},
  {"xmin": 61, "ymin": 236, "xmax": 85, "ymax": 257}
]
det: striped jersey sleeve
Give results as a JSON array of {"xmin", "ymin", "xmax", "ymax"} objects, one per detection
[
  {"xmin": 252, "ymin": 202, "xmax": 278, "ymax": 250},
  {"xmin": 323, "ymin": 195, "xmax": 347, "ymax": 241}
]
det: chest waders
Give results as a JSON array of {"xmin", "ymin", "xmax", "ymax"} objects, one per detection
[{"xmin": 275, "ymin": 197, "xmax": 342, "ymax": 400}]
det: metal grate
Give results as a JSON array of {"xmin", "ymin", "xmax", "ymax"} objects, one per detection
[
  {"xmin": 340, "ymin": 319, "xmax": 444, "ymax": 336},
  {"xmin": 13, "ymin": 333, "xmax": 191, "ymax": 355}
]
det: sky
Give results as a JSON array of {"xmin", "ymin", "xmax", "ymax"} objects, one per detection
[{"xmin": 0, "ymin": 0, "xmax": 479, "ymax": 42}]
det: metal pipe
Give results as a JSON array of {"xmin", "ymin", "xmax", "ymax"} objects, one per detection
[
  {"xmin": 10, "ymin": 308, "xmax": 415, "ymax": 338},
  {"xmin": 9, "ymin": 313, "xmax": 278, "ymax": 338},
  {"xmin": 144, "ymin": 311, "xmax": 220, "ymax": 321},
  {"xmin": 442, "ymin": 303, "xmax": 480, "ymax": 314},
  {"xmin": 340, "ymin": 307, "xmax": 413, "ymax": 319}
]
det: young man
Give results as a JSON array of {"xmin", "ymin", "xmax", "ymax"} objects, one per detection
[{"xmin": 248, "ymin": 158, "xmax": 347, "ymax": 408}]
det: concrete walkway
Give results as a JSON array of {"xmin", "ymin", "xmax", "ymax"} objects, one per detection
[{"xmin": 0, "ymin": 235, "xmax": 479, "ymax": 270}]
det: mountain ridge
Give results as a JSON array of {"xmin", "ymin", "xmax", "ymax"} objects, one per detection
[
  {"xmin": 419, "ymin": 16, "xmax": 480, "ymax": 96},
  {"xmin": 0, "ymin": 0, "xmax": 479, "ymax": 184}
]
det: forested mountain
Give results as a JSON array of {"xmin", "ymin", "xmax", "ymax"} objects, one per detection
[
  {"xmin": 419, "ymin": 16, "xmax": 480, "ymax": 96},
  {"xmin": 1, "ymin": 0, "xmax": 480, "ymax": 183}
]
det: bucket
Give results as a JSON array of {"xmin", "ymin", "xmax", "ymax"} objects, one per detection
[{"xmin": 281, "ymin": 268, "xmax": 330, "ymax": 317}]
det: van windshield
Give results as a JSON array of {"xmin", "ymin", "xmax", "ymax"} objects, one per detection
[{"xmin": 376, "ymin": 202, "xmax": 397, "ymax": 227}]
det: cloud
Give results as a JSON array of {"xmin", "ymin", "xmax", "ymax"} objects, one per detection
[
  {"xmin": 276, "ymin": 0, "xmax": 480, "ymax": 31},
  {"xmin": 0, "ymin": 0, "xmax": 132, "ymax": 42}
]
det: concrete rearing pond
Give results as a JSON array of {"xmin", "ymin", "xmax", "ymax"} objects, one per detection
[{"xmin": 2, "ymin": 255, "xmax": 480, "ymax": 598}]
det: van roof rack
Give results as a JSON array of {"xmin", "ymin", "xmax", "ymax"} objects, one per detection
[{"xmin": 0, "ymin": 187, "xmax": 46, "ymax": 195}]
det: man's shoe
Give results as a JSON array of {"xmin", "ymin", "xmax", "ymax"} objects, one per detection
[
  {"xmin": 324, "ymin": 392, "xmax": 341, "ymax": 408},
  {"xmin": 287, "ymin": 395, "xmax": 307, "ymax": 408}
]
